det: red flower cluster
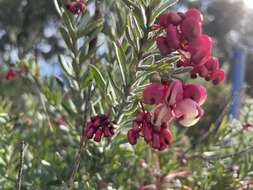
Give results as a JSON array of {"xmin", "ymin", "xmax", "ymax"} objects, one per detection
[
  {"xmin": 155, "ymin": 9, "xmax": 225, "ymax": 85},
  {"xmin": 66, "ymin": 0, "xmax": 86, "ymax": 15},
  {"xmin": 5, "ymin": 69, "xmax": 17, "ymax": 80},
  {"xmin": 128, "ymin": 111, "xmax": 173, "ymax": 151},
  {"xmin": 128, "ymin": 80, "xmax": 207, "ymax": 151},
  {"xmin": 84, "ymin": 115, "xmax": 115, "ymax": 142}
]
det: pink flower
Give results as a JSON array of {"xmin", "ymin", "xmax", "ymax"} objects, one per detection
[
  {"xmin": 5, "ymin": 69, "xmax": 17, "ymax": 80},
  {"xmin": 159, "ymin": 12, "xmax": 183, "ymax": 27},
  {"xmin": 183, "ymin": 83, "xmax": 207, "ymax": 105},
  {"xmin": 185, "ymin": 8, "xmax": 203, "ymax": 22},
  {"xmin": 166, "ymin": 25, "xmax": 180, "ymax": 49},
  {"xmin": 181, "ymin": 18, "xmax": 202, "ymax": 41},
  {"xmin": 164, "ymin": 80, "xmax": 183, "ymax": 105},
  {"xmin": 205, "ymin": 57, "xmax": 220, "ymax": 73},
  {"xmin": 197, "ymin": 65, "xmax": 209, "ymax": 78},
  {"xmin": 94, "ymin": 128, "xmax": 103, "ymax": 142},
  {"xmin": 156, "ymin": 36, "xmax": 171, "ymax": 56},
  {"xmin": 66, "ymin": 0, "xmax": 86, "ymax": 15},
  {"xmin": 127, "ymin": 129, "xmax": 139, "ymax": 145},
  {"xmin": 188, "ymin": 35, "xmax": 212, "ymax": 64},
  {"xmin": 152, "ymin": 104, "xmax": 174, "ymax": 127},
  {"xmin": 159, "ymin": 127, "xmax": 173, "ymax": 150},
  {"xmin": 129, "ymin": 80, "xmax": 208, "ymax": 150},
  {"xmin": 172, "ymin": 98, "xmax": 204, "ymax": 127},
  {"xmin": 155, "ymin": 9, "xmax": 224, "ymax": 85},
  {"xmin": 84, "ymin": 114, "xmax": 114, "ymax": 142},
  {"xmin": 127, "ymin": 110, "xmax": 173, "ymax": 151},
  {"xmin": 211, "ymin": 69, "xmax": 225, "ymax": 85},
  {"xmin": 143, "ymin": 83, "xmax": 167, "ymax": 105}
]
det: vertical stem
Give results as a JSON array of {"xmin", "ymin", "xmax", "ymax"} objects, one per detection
[
  {"xmin": 16, "ymin": 141, "xmax": 25, "ymax": 190},
  {"xmin": 68, "ymin": 84, "xmax": 92, "ymax": 189},
  {"xmin": 68, "ymin": 135, "xmax": 87, "ymax": 190}
]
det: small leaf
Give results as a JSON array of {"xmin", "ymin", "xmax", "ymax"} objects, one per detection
[
  {"xmin": 120, "ymin": 0, "xmax": 139, "ymax": 10},
  {"xmin": 107, "ymin": 70, "xmax": 124, "ymax": 97},
  {"xmin": 113, "ymin": 42, "xmax": 128, "ymax": 86},
  {"xmin": 58, "ymin": 54, "xmax": 74, "ymax": 78},
  {"xmin": 88, "ymin": 64, "xmax": 106, "ymax": 91},
  {"xmin": 59, "ymin": 27, "xmax": 73, "ymax": 51},
  {"xmin": 53, "ymin": 0, "xmax": 62, "ymax": 17},
  {"xmin": 151, "ymin": 0, "xmax": 178, "ymax": 25},
  {"xmin": 62, "ymin": 12, "xmax": 75, "ymax": 40},
  {"xmin": 77, "ymin": 19, "xmax": 104, "ymax": 38}
]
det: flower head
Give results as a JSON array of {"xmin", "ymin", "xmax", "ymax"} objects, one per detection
[
  {"xmin": 155, "ymin": 9, "xmax": 224, "ymax": 85},
  {"xmin": 5, "ymin": 69, "xmax": 17, "ymax": 80},
  {"xmin": 84, "ymin": 114, "xmax": 114, "ymax": 142},
  {"xmin": 129, "ymin": 80, "xmax": 207, "ymax": 150},
  {"xmin": 127, "ymin": 110, "xmax": 173, "ymax": 151},
  {"xmin": 66, "ymin": 0, "xmax": 86, "ymax": 15}
]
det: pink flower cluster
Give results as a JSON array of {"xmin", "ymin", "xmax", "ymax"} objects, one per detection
[
  {"xmin": 127, "ymin": 80, "xmax": 207, "ymax": 151},
  {"xmin": 84, "ymin": 115, "xmax": 115, "ymax": 142},
  {"xmin": 155, "ymin": 9, "xmax": 225, "ymax": 85},
  {"xmin": 66, "ymin": 0, "xmax": 86, "ymax": 15},
  {"xmin": 127, "ymin": 111, "xmax": 173, "ymax": 151}
]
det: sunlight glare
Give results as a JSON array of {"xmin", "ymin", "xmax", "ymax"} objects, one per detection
[{"xmin": 243, "ymin": 0, "xmax": 253, "ymax": 9}]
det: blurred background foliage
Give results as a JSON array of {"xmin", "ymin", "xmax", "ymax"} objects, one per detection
[{"xmin": 0, "ymin": 0, "xmax": 253, "ymax": 189}]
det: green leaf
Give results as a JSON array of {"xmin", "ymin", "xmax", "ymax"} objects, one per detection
[
  {"xmin": 62, "ymin": 12, "xmax": 75, "ymax": 40},
  {"xmin": 53, "ymin": 0, "xmax": 62, "ymax": 17},
  {"xmin": 120, "ymin": 0, "xmax": 139, "ymax": 10},
  {"xmin": 132, "ymin": 4, "xmax": 146, "ymax": 31},
  {"xmin": 81, "ymin": 72, "xmax": 92, "ymax": 89},
  {"xmin": 151, "ymin": 0, "xmax": 178, "ymax": 25},
  {"xmin": 77, "ymin": 19, "xmax": 104, "ymax": 38},
  {"xmin": 107, "ymin": 70, "xmax": 124, "ymax": 97},
  {"xmin": 59, "ymin": 27, "xmax": 73, "ymax": 51},
  {"xmin": 113, "ymin": 42, "xmax": 127, "ymax": 86},
  {"xmin": 58, "ymin": 54, "xmax": 74, "ymax": 78},
  {"xmin": 149, "ymin": 0, "xmax": 161, "ymax": 10},
  {"xmin": 88, "ymin": 64, "xmax": 106, "ymax": 91},
  {"xmin": 55, "ymin": 76, "xmax": 65, "ymax": 89}
]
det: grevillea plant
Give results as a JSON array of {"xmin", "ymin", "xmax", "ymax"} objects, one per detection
[{"xmin": 2, "ymin": 0, "xmax": 253, "ymax": 190}]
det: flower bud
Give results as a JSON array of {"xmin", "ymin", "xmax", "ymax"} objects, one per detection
[
  {"xmin": 161, "ymin": 128, "xmax": 173, "ymax": 145},
  {"xmin": 103, "ymin": 126, "xmax": 113, "ymax": 137},
  {"xmin": 143, "ymin": 123, "xmax": 153, "ymax": 142},
  {"xmin": 185, "ymin": 8, "xmax": 203, "ymax": 22},
  {"xmin": 188, "ymin": 35, "xmax": 212, "ymax": 64},
  {"xmin": 152, "ymin": 133, "xmax": 160, "ymax": 149},
  {"xmin": 94, "ymin": 128, "xmax": 103, "ymax": 142},
  {"xmin": 166, "ymin": 25, "xmax": 180, "ymax": 49},
  {"xmin": 205, "ymin": 57, "xmax": 219, "ymax": 72},
  {"xmin": 211, "ymin": 69, "xmax": 225, "ymax": 85},
  {"xmin": 66, "ymin": 0, "xmax": 86, "ymax": 15},
  {"xmin": 128, "ymin": 129, "xmax": 139, "ymax": 145},
  {"xmin": 164, "ymin": 80, "xmax": 183, "ymax": 106},
  {"xmin": 143, "ymin": 83, "xmax": 167, "ymax": 105},
  {"xmin": 86, "ymin": 127, "xmax": 96, "ymax": 139},
  {"xmin": 156, "ymin": 36, "xmax": 172, "ymax": 56},
  {"xmin": 181, "ymin": 18, "xmax": 202, "ymax": 41},
  {"xmin": 183, "ymin": 84, "xmax": 207, "ymax": 105}
]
